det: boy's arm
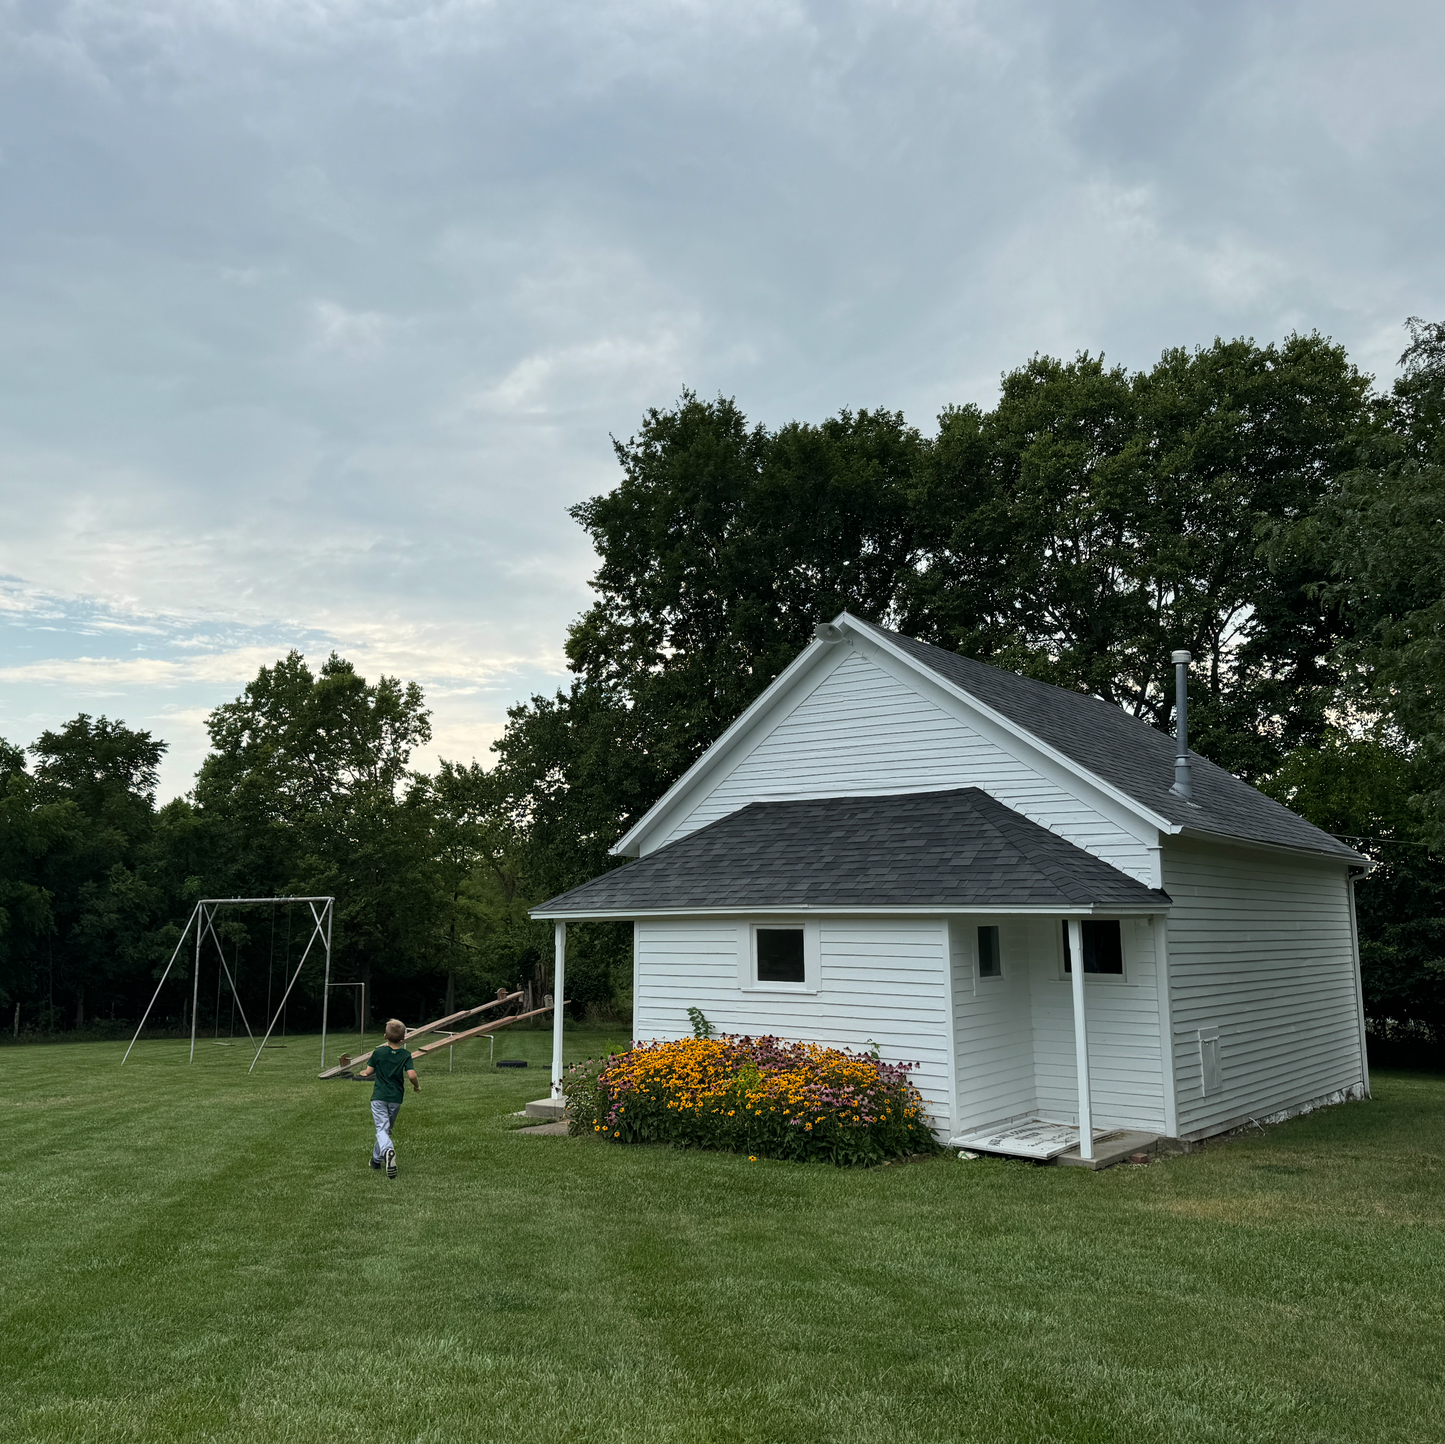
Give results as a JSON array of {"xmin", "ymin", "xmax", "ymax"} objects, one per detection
[
  {"xmin": 408, "ymin": 1068, "xmax": 420, "ymax": 1093},
  {"xmin": 358, "ymin": 1049, "xmax": 376, "ymax": 1078}
]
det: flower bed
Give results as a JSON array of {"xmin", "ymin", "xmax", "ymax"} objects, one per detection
[{"xmin": 565, "ymin": 1034, "xmax": 939, "ymax": 1166}]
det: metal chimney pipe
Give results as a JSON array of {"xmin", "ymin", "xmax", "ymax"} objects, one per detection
[{"xmin": 1169, "ymin": 649, "xmax": 1192, "ymax": 800}]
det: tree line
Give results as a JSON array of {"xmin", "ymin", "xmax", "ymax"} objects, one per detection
[{"xmin": 2, "ymin": 322, "xmax": 1442, "ymax": 1046}]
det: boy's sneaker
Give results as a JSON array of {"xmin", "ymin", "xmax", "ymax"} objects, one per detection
[
  {"xmin": 385, "ymin": 1147, "xmax": 397, "ymax": 1179},
  {"xmin": 369, "ymin": 1157, "xmax": 382, "ymax": 1170}
]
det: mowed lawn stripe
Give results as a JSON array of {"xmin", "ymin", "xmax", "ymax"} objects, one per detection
[{"xmin": 3, "ymin": 1030, "xmax": 1443, "ymax": 1443}]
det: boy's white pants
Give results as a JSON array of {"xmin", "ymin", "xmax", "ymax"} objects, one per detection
[{"xmin": 371, "ymin": 1099, "xmax": 402, "ymax": 1160}]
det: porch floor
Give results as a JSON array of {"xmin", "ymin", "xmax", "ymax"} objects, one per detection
[{"xmin": 951, "ymin": 1118, "xmax": 1161, "ymax": 1169}]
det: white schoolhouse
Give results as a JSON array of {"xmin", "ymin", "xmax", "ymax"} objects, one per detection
[{"xmin": 533, "ymin": 613, "xmax": 1370, "ymax": 1162}]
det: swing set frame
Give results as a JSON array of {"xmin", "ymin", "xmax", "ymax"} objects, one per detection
[{"xmin": 121, "ymin": 897, "xmax": 340, "ymax": 1074}]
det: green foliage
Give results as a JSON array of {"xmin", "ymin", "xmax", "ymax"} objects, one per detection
[
  {"xmin": 687, "ymin": 1005, "xmax": 715, "ymax": 1039},
  {"xmin": 192, "ymin": 652, "xmax": 439, "ymax": 1011},
  {"xmin": 902, "ymin": 335, "xmax": 1374, "ymax": 780},
  {"xmin": 1265, "ymin": 734, "xmax": 1445, "ymax": 1040},
  {"xmin": 6, "ymin": 318, "xmax": 1443, "ymax": 1045},
  {"xmin": 493, "ymin": 396, "xmax": 923, "ymax": 896},
  {"xmin": 572, "ymin": 1035, "xmax": 942, "ymax": 1166},
  {"xmin": 1, "ymin": 716, "xmax": 173, "ymax": 1023},
  {"xmin": 1273, "ymin": 320, "xmax": 1445, "ymax": 832}
]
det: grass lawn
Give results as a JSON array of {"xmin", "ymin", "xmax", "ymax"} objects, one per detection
[{"xmin": 4, "ymin": 1027, "xmax": 1443, "ymax": 1444}]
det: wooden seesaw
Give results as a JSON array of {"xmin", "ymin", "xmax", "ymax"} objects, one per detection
[{"xmin": 317, "ymin": 991, "xmax": 566, "ymax": 1079}]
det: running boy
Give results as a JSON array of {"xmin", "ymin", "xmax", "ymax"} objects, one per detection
[{"xmin": 358, "ymin": 1018, "xmax": 419, "ymax": 1178}]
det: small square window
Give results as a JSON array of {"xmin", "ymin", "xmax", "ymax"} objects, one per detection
[
  {"xmin": 1062, "ymin": 920, "xmax": 1124, "ymax": 975},
  {"xmin": 977, "ymin": 925, "xmax": 1001, "ymax": 978},
  {"xmin": 757, "ymin": 928, "xmax": 805, "ymax": 983}
]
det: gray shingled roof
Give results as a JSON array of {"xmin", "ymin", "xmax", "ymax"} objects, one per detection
[
  {"xmin": 857, "ymin": 619, "xmax": 1361, "ymax": 863},
  {"xmin": 533, "ymin": 788, "xmax": 1170, "ymax": 916}
]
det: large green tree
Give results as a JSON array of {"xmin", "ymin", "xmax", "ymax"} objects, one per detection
[
  {"xmin": 498, "ymin": 394, "xmax": 923, "ymax": 889},
  {"xmin": 0, "ymin": 739, "xmax": 82, "ymax": 1020},
  {"xmin": 1287, "ymin": 320, "xmax": 1445, "ymax": 838},
  {"xmin": 902, "ymin": 334, "xmax": 1375, "ymax": 779},
  {"xmin": 1265, "ymin": 733, "xmax": 1445, "ymax": 1042},
  {"xmin": 194, "ymin": 652, "xmax": 437, "ymax": 1019},
  {"xmin": 25, "ymin": 716, "xmax": 168, "ymax": 1025}
]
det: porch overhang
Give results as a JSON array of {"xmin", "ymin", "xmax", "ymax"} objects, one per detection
[{"xmin": 530, "ymin": 787, "xmax": 1172, "ymax": 922}]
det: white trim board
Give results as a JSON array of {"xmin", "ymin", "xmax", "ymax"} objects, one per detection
[{"xmin": 530, "ymin": 903, "xmax": 1172, "ymax": 921}]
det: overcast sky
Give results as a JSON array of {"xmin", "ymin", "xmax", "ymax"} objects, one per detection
[{"xmin": 2, "ymin": 0, "xmax": 1442, "ymax": 799}]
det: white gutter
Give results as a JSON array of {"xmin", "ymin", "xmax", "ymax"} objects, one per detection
[
  {"xmin": 1171, "ymin": 825, "xmax": 1367, "ymax": 867},
  {"xmin": 529, "ymin": 901, "xmax": 1170, "ymax": 921}
]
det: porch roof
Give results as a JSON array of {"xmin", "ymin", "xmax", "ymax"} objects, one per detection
[{"xmin": 531, "ymin": 787, "xmax": 1171, "ymax": 919}]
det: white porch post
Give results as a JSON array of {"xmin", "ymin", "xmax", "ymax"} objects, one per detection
[
  {"xmin": 1067, "ymin": 918, "xmax": 1094, "ymax": 1161},
  {"xmin": 551, "ymin": 921, "xmax": 566, "ymax": 1098}
]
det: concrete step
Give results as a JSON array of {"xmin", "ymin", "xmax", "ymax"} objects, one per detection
[
  {"xmin": 1055, "ymin": 1131, "xmax": 1160, "ymax": 1170},
  {"xmin": 523, "ymin": 1096, "xmax": 566, "ymax": 1120}
]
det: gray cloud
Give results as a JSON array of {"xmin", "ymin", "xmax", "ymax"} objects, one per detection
[{"xmin": 1, "ymin": 0, "xmax": 1441, "ymax": 796}]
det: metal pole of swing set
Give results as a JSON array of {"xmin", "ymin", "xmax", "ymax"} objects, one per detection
[
  {"xmin": 121, "ymin": 901, "xmax": 202, "ymax": 1066},
  {"xmin": 1068, "ymin": 917, "xmax": 1094, "ymax": 1161},
  {"xmin": 320, "ymin": 900, "xmax": 334, "ymax": 1070},
  {"xmin": 551, "ymin": 921, "xmax": 566, "ymax": 1098},
  {"xmin": 189, "ymin": 903, "xmax": 204, "ymax": 1063}
]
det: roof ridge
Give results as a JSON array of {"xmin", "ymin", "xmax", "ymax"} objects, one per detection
[{"xmin": 845, "ymin": 615, "xmax": 1360, "ymax": 864}]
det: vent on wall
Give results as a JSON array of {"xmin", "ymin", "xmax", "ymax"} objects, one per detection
[{"xmin": 1198, "ymin": 1028, "xmax": 1222, "ymax": 1096}]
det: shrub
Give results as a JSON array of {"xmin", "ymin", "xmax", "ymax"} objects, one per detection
[{"xmin": 565, "ymin": 1034, "xmax": 939, "ymax": 1166}]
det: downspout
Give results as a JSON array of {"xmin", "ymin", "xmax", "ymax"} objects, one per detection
[{"xmin": 1346, "ymin": 869, "xmax": 1371, "ymax": 1099}]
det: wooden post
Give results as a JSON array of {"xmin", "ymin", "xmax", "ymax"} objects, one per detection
[
  {"xmin": 1068, "ymin": 918, "xmax": 1093, "ymax": 1161},
  {"xmin": 551, "ymin": 921, "xmax": 566, "ymax": 1098}
]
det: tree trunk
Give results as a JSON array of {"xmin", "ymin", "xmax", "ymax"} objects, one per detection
[
  {"xmin": 358, "ymin": 959, "xmax": 371, "ymax": 1033},
  {"xmin": 74, "ymin": 987, "xmax": 85, "ymax": 1028},
  {"xmin": 444, "ymin": 970, "xmax": 456, "ymax": 1017}
]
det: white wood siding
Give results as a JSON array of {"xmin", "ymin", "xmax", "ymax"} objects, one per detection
[
  {"xmin": 650, "ymin": 648, "xmax": 1154, "ymax": 882},
  {"xmin": 1027, "ymin": 915, "xmax": 1169, "ymax": 1134},
  {"xmin": 949, "ymin": 918, "xmax": 1036, "ymax": 1133},
  {"xmin": 1163, "ymin": 840, "xmax": 1365, "ymax": 1138},
  {"xmin": 634, "ymin": 916, "xmax": 953, "ymax": 1127}
]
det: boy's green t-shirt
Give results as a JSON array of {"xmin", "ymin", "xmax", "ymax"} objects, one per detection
[{"xmin": 367, "ymin": 1044, "xmax": 414, "ymax": 1103}]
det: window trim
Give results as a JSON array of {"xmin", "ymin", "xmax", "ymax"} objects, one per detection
[
  {"xmin": 1057, "ymin": 917, "xmax": 1131, "ymax": 984},
  {"xmin": 947, "ymin": 917, "xmax": 1009, "ymax": 992},
  {"xmin": 738, "ymin": 921, "xmax": 820, "ymax": 994}
]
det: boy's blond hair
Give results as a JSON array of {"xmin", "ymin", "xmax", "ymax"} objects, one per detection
[{"xmin": 384, "ymin": 1018, "xmax": 406, "ymax": 1043}]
